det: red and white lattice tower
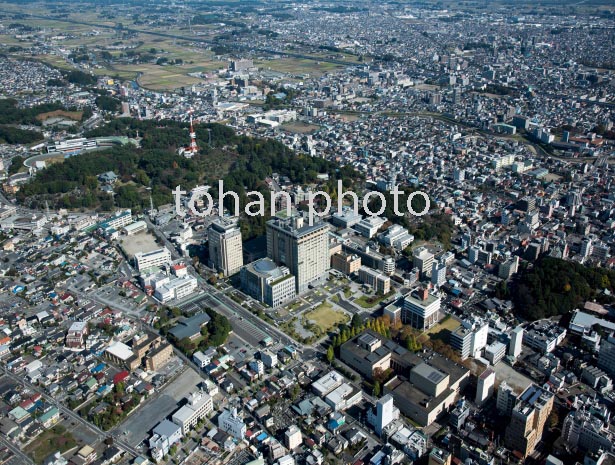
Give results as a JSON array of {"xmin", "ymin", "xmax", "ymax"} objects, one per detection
[{"xmin": 187, "ymin": 110, "xmax": 198, "ymax": 156}]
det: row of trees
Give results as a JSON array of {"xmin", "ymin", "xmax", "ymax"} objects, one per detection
[
  {"xmin": 0, "ymin": 125, "xmax": 43, "ymax": 144},
  {"xmin": 95, "ymin": 95, "xmax": 122, "ymax": 112},
  {"xmin": 21, "ymin": 116, "xmax": 367, "ymax": 240},
  {"xmin": 204, "ymin": 307, "xmax": 232, "ymax": 346},
  {"xmin": 64, "ymin": 69, "xmax": 97, "ymax": 85}
]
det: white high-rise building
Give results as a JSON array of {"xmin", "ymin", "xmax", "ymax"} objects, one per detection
[
  {"xmin": 241, "ymin": 258, "xmax": 296, "ymax": 307},
  {"xmin": 562, "ymin": 397, "xmax": 613, "ymax": 453},
  {"xmin": 449, "ymin": 317, "xmax": 488, "ymax": 360},
  {"xmin": 208, "ymin": 218, "xmax": 243, "ymax": 276},
  {"xmin": 412, "ymin": 246, "xmax": 434, "ymax": 277},
  {"xmin": 496, "ymin": 381, "xmax": 518, "ymax": 416},
  {"xmin": 171, "ymin": 390, "xmax": 213, "ymax": 435},
  {"xmin": 475, "ymin": 368, "xmax": 495, "ymax": 406},
  {"xmin": 266, "ymin": 214, "xmax": 329, "ymax": 293},
  {"xmin": 431, "ymin": 261, "xmax": 446, "ymax": 287},
  {"xmin": 135, "ymin": 248, "xmax": 172, "ymax": 271},
  {"xmin": 509, "ymin": 326, "xmax": 524, "ymax": 358},
  {"xmin": 380, "ymin": 224, "xmax": 414, "ymax": 250},
  {"xmin": 581, "ymin": 239, "xmax": 593, "ymax": 260},
  {"xmin": 374, "ymin": 394, "xmax": 398, "ymax": 436},
  {"xmin": 154, "ymin": 276, "xmax": 198, "ymax": 303},
  {"xmin": 284, "ymin": 425, "xmax": 303, "ymax": 450}
]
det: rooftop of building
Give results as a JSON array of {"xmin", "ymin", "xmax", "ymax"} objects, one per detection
[
  {"xmin": 404, "ymin": 289, "xmax": 440, "ymax": 307},
  {"xmin": 342, "ymin": 330, "xmax": 469, "ymax": 383},
  {"xmin": 210, "ymin": 217, "xmax": 241, "ymax": 234},
  {"xmin": 245, "ymin": 258, "xmax": 291, "ymax": 283},
  {"xmin": 267, "ymin": 214, "xmax": 328, "ymax": 238},
  {"xmin": 514, "ymin": 384, "xmax": 554, "ymax": 415}
]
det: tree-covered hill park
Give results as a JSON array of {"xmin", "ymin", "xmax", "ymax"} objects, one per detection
[{"xmin": 17, "ymin": 118, "xmax": 363, "ymax": 239}]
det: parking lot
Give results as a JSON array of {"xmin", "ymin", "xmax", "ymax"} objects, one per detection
[
  {"xmin": 118, "ymin": 367, "xmax": 203, "ymax": 448},
  {"xmin": 492, "ymin": 360, "xmax": 533, "ymax": 393},
  {"xmin": 92, "ymin": 284, "xmax": 145, "ymax": 314}
]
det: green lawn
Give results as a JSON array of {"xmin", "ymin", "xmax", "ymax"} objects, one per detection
[
  {"xmin": 304, "ymin": 302, "xmax": 348, "ymax": 332},
  {"xmin": 354, "ymin": 291, "xmax": 394, "ymax": 308}
]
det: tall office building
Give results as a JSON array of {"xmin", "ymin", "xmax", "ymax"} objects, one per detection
[
  {"xmin": 597, "ymin": 333, "xmax": 615, "ymax": 379},
  {"xmin": 581, "ymin": 239, "xmax": 593, "ymax": 260},
  {"xmin": 449, "ymin": 317, "xmax": 488, "ymax": 360},
  {"xmin": 402, "ymin": 288, "xmax": 442, "ymax": 331},
  {"xmin": 266, "ymin": 214, "xmax": 329, "ymax": 293},
  {"xmin": 504, "ymin": 384, "xmax": 554, "ymax": 459},
  {"xmin": 475, "ymin": 368, "xmax": 495, "ymax": 406},
  {"xmin": 240, "ymin": 258, "xmax": 296, "ymax": 307},
  {"xmin": 498, "ymin": 256, "xmax": 519, "ymax": 279},
  {"xmin": 468, "ymin": 246, "xmax": 480, "ymax": 264},
  {"xmin": 453, "ymin": 168, "xmax": 465, "ymax": 183},
  {"xmin": 508, "ymin": 326, "xmax": 524, "ymax": 358},
  {"xmin": 208, "ymin": 218, "xmax": 243, "ymax": 276},
  {"xmin": 561, "ymin": 397, "xmax": 613, "ymax": 453}
]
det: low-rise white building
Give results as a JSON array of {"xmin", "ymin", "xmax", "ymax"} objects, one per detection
[
  {"xmin": 149, "ymin": 420, "xmax": 183, "ymax": 462},
  {"xmin": 218, "ymin": 408, "xmax": 246, "ymax": 439},
  {"xmin": 154, "ymin": 276, "xmax": 198, "ymax": 303},
  {"xmin": 135, "ymin": 248, "xmax": 172, "ymax": 271},
  {"xmin": 171, "ymin": 391, "xmax": 213, "ymax": 435}
]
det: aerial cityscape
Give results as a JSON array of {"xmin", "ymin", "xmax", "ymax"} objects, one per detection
[{"xmin": 0, "ymin": 1, "xmax": 614, "ymax": 465}]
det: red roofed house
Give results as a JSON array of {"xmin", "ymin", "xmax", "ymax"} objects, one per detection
[
  {"xmin": 113, "ymin": 370, "xmax": 130, "ymax": 385},
  {"xmin": 171, "ymin": 264, "xmax": 188, "ymax": 278}
]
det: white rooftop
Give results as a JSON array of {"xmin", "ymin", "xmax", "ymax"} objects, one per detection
[{"xmin": 105, "ymin": 341, "xmax": 134, "ymax": 361}]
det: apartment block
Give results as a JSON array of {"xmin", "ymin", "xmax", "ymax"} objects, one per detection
[{"xmin": 504, "ymin": 384, "xmax": 554, "ymax": 458}]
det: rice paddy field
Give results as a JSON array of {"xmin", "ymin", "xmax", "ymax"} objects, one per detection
[{"xmin": 0, "ymin": 3, "xmax": 359, "ymax": 91}]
